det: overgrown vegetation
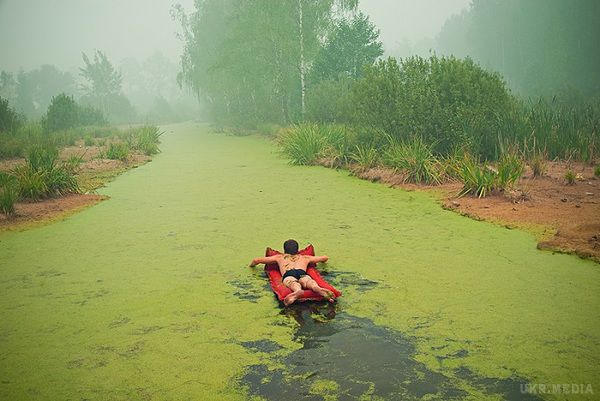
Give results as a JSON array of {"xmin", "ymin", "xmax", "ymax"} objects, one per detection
[
  {"xmin": 42, "ymin": 93, "xmax": 106, "ymax": 132},
  {"xmin": 384, "ymin": 136, "xmax": 440, "ymax": 184},
  {"xmin": 7, "ymin": 144, "xmax": 79, "ymax": 201},
  {"xmin": 102, "ymin": 142, "xmax": 130, "ymax": 161},
  {"xmin": 0, "ymin": 92, "xmax": 162, "ymax": 217},
  {"xmin": 124, "ymin": 125, "xmax": 163, "ymax": 156},
  {"xmin": 0, "ymin": 172, "xmax": 18, "ymax": 216},
  {"xmin": 175, "ymin": 1, "xmax": 598, "ymax": 200}
]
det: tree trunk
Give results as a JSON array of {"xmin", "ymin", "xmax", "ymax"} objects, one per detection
[{"xmin": 298, "ymin": 0, "xmax": 306, "ymax": 118}]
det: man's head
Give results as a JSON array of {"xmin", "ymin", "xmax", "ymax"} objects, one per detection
[{"xmin": 283, "ymin": 239, "xmax": 299, "ymax": 255}]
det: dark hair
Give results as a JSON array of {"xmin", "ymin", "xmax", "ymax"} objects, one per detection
[{"xmin": 283, "ymin": 239, "xmax": 299, "ymax": 255}]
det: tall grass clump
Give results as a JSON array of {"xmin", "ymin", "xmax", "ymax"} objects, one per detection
[
  {"xmin": 318, "ymin": 124, "xmax": 353, "ymax": 167},
  {"xmin": 496, "ymin": 151, "xmax": 524, "ymax": 190},
  {"xmin": 125, "ymin": 125, "xmax": 163, "ymax": 155},
  {"xmin": 103, "ymin": 142, "xmax": 130, "ymax": 161},
  {"xmin": 564, "ymin": 170, "xmax": 576, "ymax": 185},
  {"xmin": 457, "ymin": 156, "xmax": 497, "ymax": 198},
  {"xmin": 278, "ymin": 123, "xmax": 326, "ymax": 165},
  {"xmin": 0, "ymin": 172, "xmax": 18, "ymax": 216},
  {"xmin": 12, "ymin": 144, "xmax": 79, "ymax": 200},
  {"xmin": 384, "ymin": 136, "xmax": 440, "ymax": 184},
  {"xmin": 349, "ymin": 145, "xmax": 379, "ymax": 171},
  {"xmin": 519, "ymin": 97, "xmax": 600, "ymax": 162},
  {"xmin": 457, "ymin": 152, "xmax": 524, "ymax": 198}
]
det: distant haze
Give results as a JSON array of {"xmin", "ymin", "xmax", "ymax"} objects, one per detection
[
  {"xmin": 0, "ymin": 0, "xmax": 470, "ymax": 72},
  {"xmin": 0, "ymin": 0, "xmax": 195, "ymax": 71},
  {"xmin": 359, "ymin": 0, "xmax": 471, "ymax": 53}
]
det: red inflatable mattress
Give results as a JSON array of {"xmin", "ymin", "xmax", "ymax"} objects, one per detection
[{"xmin": 264, "ymin": 244, "xmax": 342, "ymax": 303}]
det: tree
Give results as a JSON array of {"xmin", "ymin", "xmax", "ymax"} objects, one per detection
[
  {"xmin": 79, "ymin": 51, "xmax": 136, "ymax": 123},
  {"xmin": 310, "ymin": 12, "xmax": 383, "ymax": 83},
  {"xmin": 10, "ymin": 65, "xmax": 76, "ymax": 118},
  {"xmin": 42, "ymin": 93, "xmax": 106, "ymax": 132},
  {"xmin": 0, "ymin": 97, "xmax": 25, "ymax": 133},
  {"xmin": 79, "ymin": 50, "xmax": 123, "ymax": 115},
  {"xmin": 174, "ymin": 0, "xmax": 358, "ymax": 125},
  {"xmin": 435, "ymin": 0, "xmax": 600, "ymax": 97}
]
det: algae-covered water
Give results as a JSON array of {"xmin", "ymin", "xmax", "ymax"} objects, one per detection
[{"xmin": 1, "ymin": 122, "xmax": 598, "ymax": 401}]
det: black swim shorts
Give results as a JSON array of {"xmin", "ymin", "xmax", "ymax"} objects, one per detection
[{"xmin": 282, "ymin": 269, "xmax": 307, "ymax": 281}]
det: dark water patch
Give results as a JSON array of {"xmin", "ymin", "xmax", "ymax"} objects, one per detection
[
  {"xmin": 241, "ymin": 339, "xmax": 283, "ymax": 353},
  {"xmin": 454, "ymin": 366, "xmax": 544, "ymax": 401},
  {"xmin": 228, "ymin": 278, "xmax": 267, "ymax": 303},
  {"xmin": 242, "ymin": 310, "xmax": 544, "ymax": 400},
  {"xmin": 435, "ymin": 349, "xmax": 469, "ymax": 363},
  {"xmin": 118, "ymin": 341, "xmax": 144, "ymax": 359},
  {"xmin": 170, "ymin": 321, "xmax": 204, "ymax": 335},
  {"xmin": 242, "ymin": 311, "xmax": 465, "ymax": 400},
  {"xmin": 174, "ymin": 243, "xmax": 206, "ymax": 251},
  {"xmin": 131, "ymin": 325, "xmax": 163, "ymax": 335},
  {"xmin": 326, "ymin": 271, "xmax": 379, "ymax": 292},
  {"xmin": 71, "ymin": 288, "xmax": 109, "ymax": 306},
  {"xmin": 36, "ymin": 270, "xmax": 65, "ymax": 278},
  {"xmin": 108, "ymin": 315, "xmax": 130, "ymax": 329}
]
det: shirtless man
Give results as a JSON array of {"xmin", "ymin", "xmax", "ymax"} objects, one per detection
[{"xmin": 250, "ymin": 239, "xmax": 334, "ymax": 306}]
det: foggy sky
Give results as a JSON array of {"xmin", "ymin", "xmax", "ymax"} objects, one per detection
[
  {"xmin": 0, "ymin": 0, "xmax": 195, "ymax": 72},
  {"xmin": 0, "ymin": 0, "xmax": 470, "ymax": 72},
  {"xmin": 359, "ymin": 0, "xmax": 471, "ymax": 51}
]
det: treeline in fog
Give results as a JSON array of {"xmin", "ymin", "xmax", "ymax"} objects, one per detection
[
  {"xmin": 436, "ymin": 0, "xmax": 600, "ymax": 97},
  {"xmin": 175, "ymin": 0, "xmax": 599, "ymax": 168},
  {"xmin": 173, "ymin": 0, "xmax": 381, "ymax": 125},
  {"xmin": 0, "ymin": 51, "xmax": 198, "ymax": 125}
]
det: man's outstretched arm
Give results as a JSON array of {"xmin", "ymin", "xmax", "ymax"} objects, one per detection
[
  {"xmin": 249, "ymin": 256, "xmax": 279, "ymax": 267},
  {"xmin": 308, "ymin": 255, "xmax": 328, "ymax": 263}
]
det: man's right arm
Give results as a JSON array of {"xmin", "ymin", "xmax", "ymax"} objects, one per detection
[{"xmin": 250, "ymin": 255, "xmax": 280, "ymax": 267}]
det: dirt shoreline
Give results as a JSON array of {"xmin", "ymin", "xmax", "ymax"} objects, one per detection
[
  {"xmin": 351, "ymin": 161, "xmax": 600, "ymax": 263},
  {"xmin": 0, "ymin": 141, "xmax": 151, "ymax": 232}
]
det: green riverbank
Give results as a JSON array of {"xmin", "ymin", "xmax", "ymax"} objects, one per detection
[{"xmin": 0, "ymin": 122, "xmax": 598, "ymax": 400}]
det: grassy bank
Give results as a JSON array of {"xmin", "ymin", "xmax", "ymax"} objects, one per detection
[{"xmin": 0, "ymin": 125, "xmax": 163, "ymax": 221}]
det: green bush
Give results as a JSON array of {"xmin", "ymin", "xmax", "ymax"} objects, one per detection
[
  {"xmin": 457, "ymin": 156, "xmax": 497, "ymax": 198},
  {"xmin": 0, "ymin": 172, "xmax": 18, "ymax": 216},
  {"xmin": 349, "ymin": 145, "xmax": 379, "ymax": 170},
  {"xmin": 27, "ymin": 144, "xmax": 58, "ymax": 172},
  {"xmin": 351, "ymin": 56, "xmax": 516, "ymax": 158},
  {"xmin": 595, "ymin": 165, "xmax": 600, "ymax": 177},
  {"xmin": 565, "ymin": 170, "xmax": 576, "ymax": 185},
  {"xmin": 305, "ymin": 77, "xmax": 354, "ymax": 123},
  {"xmin": 42, "ymin": 93, "xmax": 107, "ymax": 133},
  {"xmin": 383, "ymin": 136, "xmax": 440, "ymax": 184},
  {"xmin": 496, "ymin": 152, "xmax": 524, "ymax": 190},
  {"xmin": 11, "ymin": 144, "xmax": 79, "ymax": 200},
  {"xmin": 457, "ymin": 152, "xmax": 524, "ymax": 198},
  {"xmin": 278, "ymin": 124, "xmax": 326, "ymax": 165},
  {"xmin": 43, "ymin": 93, "xmax": 80, "ymax": 132},
  {"xmin": 0, "ymin": 133, "xmax": 25, "ymax": 159},
  {"xmin": 0, "ymin": 97, "xmax": 25, "ymax": 133},
  {"xmin": 520, "ymin": 97, "xmax": 600, "ymax": 162},
  {"xmin": 130, "ymin": 125, "xmax": 163, "ymax": 156},
  {"xmin": 12, "ymin": 166, "xmax": 48, "ymax": 200},
  {"xmin": 103, "ymin": 142, "xmax": 130, "ymax": 161}
]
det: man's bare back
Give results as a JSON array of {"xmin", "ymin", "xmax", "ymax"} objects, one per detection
[{"xmin": 272, "ymin": 253, "xmax": 327, "ymax": 276}]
